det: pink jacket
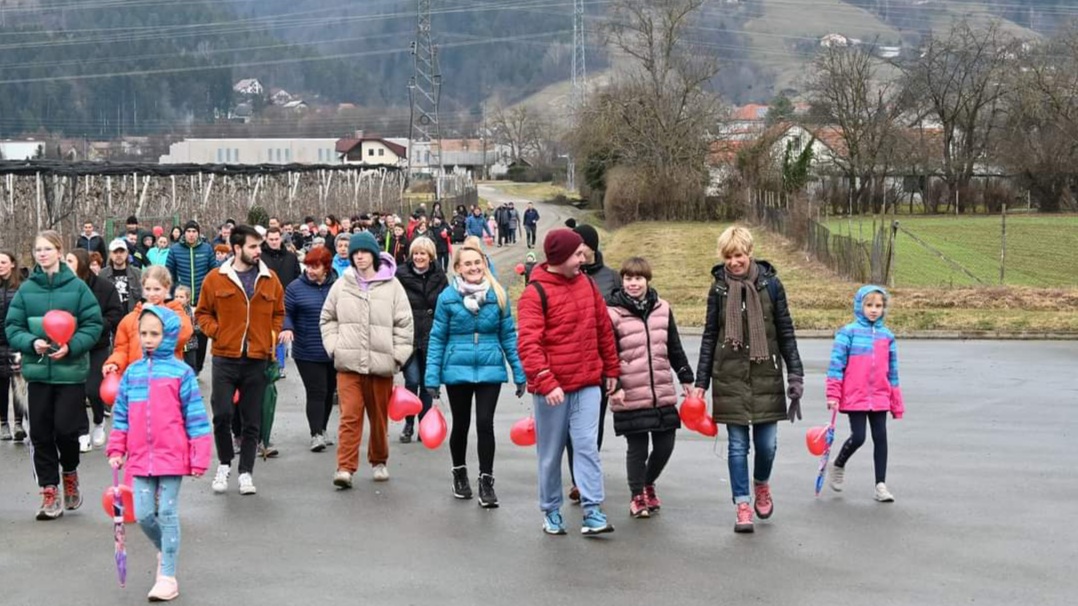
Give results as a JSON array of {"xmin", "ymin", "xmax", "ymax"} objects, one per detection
[
  {"xmin": 105, "ymin": 305, "xmax": 213, "ymax": 476},
  {"xmin": 825, "ymin": 286, "xmax": 904, "ymax": 418}
]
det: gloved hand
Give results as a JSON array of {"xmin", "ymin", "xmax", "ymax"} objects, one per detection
[
  {"xmin": 787, "ymin": 376, "xmax": 803, "ymax": 423},
  {"xmin": 515, "ymin": 383, "xmax": 526, "ymax": 398},
  {"xmin": 426, "ymin": 387, "xmax": 441, "ymax": 401}
]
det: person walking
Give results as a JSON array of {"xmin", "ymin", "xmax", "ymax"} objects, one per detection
[
  {"xmin": 507, "ymin": 202, "xmax": 520, "ymax": 245},
  {"xmin": 166, "ymin": 220, "xmax": 218, "ymax": 374},
  {"xmin": 320, "ymin": 232, "xmax": 413, "ymax": 489},
  {"xmin": 517, "ymin": 229, "xmax": 619, "ymax": 536},
  {"xmin": 429, "ymin": 215, "xmax": 453, "ymax": 272},
  {"xmin": 106, "ymin": 305, "xmax": 212, "ymax": 602},
  {"xmin": 261, "ymin": 227, "xmax": 301, "ymax": 289},
  {"xmin": 75, "ymin": 221, "xmax": 107, "ymax": 258},
  {"xmin": 147, "ymin": 236, "xmax": 171, "ymax": 268},
  {"xmin": 4, "ymin": 231, "xmax": 103, "ymax": 520},
  {"xmin": 101, "ymin": 238, "xmax": 143, "ymax": 314},
  {"xmin": 395, "ymin": 238, "xmax": 448, "ymax": 444},
  {"xmin": 0, "ymin": 251, "xmax": 25, "ymax": 442},
  {"xmin": 103, "ymin": 266, "xmax": 193, "ymax": 378},
  {"xmin": 196, "ymin": 225, "xmax": 285, "ymax": 496},
  {"xmin": 281, "ymin": 245, "xmax": 338, "ymax": 452},
  {"xmin": 693, "ymin": 226, "xmax": 804, "ymax": 533},
  {"xmin": 523, "ymin": 203, "xmax": 539, "ymax": 249},
  {"xmin": 65, "ymin": 249, "xmax": 124, "ymax": 452},
  {"xmin": 425, "ymin": 243, "xmax": 526, "ymax": 507},
  {"xmin": 466, "ymin": 207, "xmax": 492, "ymax": 241}
]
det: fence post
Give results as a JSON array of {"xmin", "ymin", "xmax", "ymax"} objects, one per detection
[
  {"xmin": 1000, "ymin": 203, "xmax": 1007, "ymax": 285},
  {"xmin": 886, "ymin": 220, "xmax": 899, "ymax": 288}
]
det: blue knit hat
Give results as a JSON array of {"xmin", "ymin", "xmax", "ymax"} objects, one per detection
[{"xmin": 348, "ymin": 231, "xmax": 381, "ymax": 258}]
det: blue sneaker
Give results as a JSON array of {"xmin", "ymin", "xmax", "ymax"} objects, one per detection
[
  {"xmin": 543, "ymin": 510, "xmax": 567, "ymax": 535},
  {"xmin": 581, "ymin": 507, "xmax": 614, "ymax": 536}
]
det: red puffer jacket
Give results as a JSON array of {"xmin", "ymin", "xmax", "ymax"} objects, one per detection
[{"xmin": 517, "ymin": 264, "xmax": 619, "ymax": 396}]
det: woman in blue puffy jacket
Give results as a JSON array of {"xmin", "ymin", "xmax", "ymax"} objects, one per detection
[{"xmin": 425, "ymin": 243, "xmax": 525, "ymax": 508}]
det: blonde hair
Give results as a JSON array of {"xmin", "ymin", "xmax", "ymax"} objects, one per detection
[
  {"xmin": 35, "ymin": 230, "xmax": 64, "ymax": 254},
  {"xmin": 174, "ymin": 284, "xmax": 193, "ymax": 302},
  {"xmin": 141, "ymin": 265, "xmax": 173, "ymax": 290},
  {"xmin": 454, "ymin": 244, "xmax": 507, "ymax": 311},
  {"xmin": 463, "ymin": 235, "xmax": 483, "ymax": 250},
  {"xmin": 717, "ymin": 225, "xmax": 754, "ymax": 259},
  {"xmin": 408, "ymin": 236, "xmax": 436, "ymax": 259}
]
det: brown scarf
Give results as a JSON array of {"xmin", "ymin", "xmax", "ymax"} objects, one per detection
[{"xmin": 724, "ymin": 261, "xmax": 769, "ymax": 363}]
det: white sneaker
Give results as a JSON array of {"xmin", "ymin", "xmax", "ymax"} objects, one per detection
[
  {"xmin": 310, "ymin": 434, "xmax": 327, "ymax": 453},
  {"xmin": 211, "ymin": 464, "xmax": 230, "ymax": 494},
  {"xmin": 78, "ymin": 434, "xmax": 92, "ymax": 453},
  {"xmin": 829, "ymin": 464, "xmax": 845, "ymax": 492},
  {"xmin": 333, "ymin": 469, "xmax": 353, "ymax": 489},
  {"xmin": 91, "ymin": 424, "xmax": 106, "ymax": 448},
  {"xmin": 238, "ymin": 472, "xmax": 257, "ymax": 495},
  {"xmin": 874, "ymin": 482, "xmax": 895, "ymax": 503},
  {"xmin": 372, "ymin": 464, "xmax": 389, "ymax": 482}
]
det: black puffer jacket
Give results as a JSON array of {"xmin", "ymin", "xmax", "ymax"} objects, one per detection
[
  {"xmin": 86, "ymin": 274, "xmax": 125, "ymax": 351},
  {"xmin": 694, "ymin": 260, "xmax": 803, "ymax": 425},
  {"xmin": 0, "ymin": 277, "xmax": 18, "ymax": 349},
  {"xmin": 581, "ymin": 250, "xmax": 621, "ymax": 300},
  {"xmin": 261, "ymin": 244, "xmax": 301, "ymax": 289},
  {"xmin": 395, "ymin": 261, "xmax": 449, "ymax": 354}
]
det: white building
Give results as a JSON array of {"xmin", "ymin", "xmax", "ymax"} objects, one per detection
[
  {"xmin": 159, "ymin": 138, "xmax": 341, "ymax": 165},
  {"xmin": 336, "ymin": 137, "xmax": 407, "ymax": 168},
  {"xmin": 0, "ymin": 140, "xmax": 45, "ymax": 160},
  {"xmin": 233, "ymin": 78, "xmax": 264, "ymax": 96}
]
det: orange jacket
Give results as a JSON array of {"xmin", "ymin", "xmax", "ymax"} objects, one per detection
[
  {"xmin": 195, "ymin": 259, "xmax": 284, "ymax": 361},
  {"xmin": 105, "ymin": 300, "xmax": 193, "ymax": 376}
]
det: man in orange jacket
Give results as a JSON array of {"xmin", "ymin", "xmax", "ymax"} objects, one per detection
[{"xmin": 196, "ymin": 225, "xmax": 284, "ymax": 497}]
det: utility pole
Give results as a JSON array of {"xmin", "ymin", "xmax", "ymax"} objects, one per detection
[
  {"xmin": 567, "ymin": 0, "xmax": 586, "ymax": 193},
  {"xmin": 408, "ymin": 0, "xmax": 444, "ymax": 196}
]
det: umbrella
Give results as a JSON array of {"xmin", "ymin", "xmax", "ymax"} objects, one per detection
[
  {"xmin": 111, "ymin": 468, "xmax": 127, "ymax": 588},
  {"xmin": 814, "ymin": 408, "xmax": 839, "ymax": 497},
  {"xmin": 259, "ymin": 359, "xmax": 281, "ymax": 457}
]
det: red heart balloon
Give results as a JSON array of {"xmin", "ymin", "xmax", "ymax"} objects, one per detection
[
  {"xmin": 389, "ymin": 385, "xmax": 423, "ymax": 422},
  {"xmin": 43, "ymin": 310, "xmax": 77, "ymax": 346},
  {"xmin": 100, "ymin": 373, "xmax": 121, "ymax": 407},
  {"xmin": 679, "ymin": 396, "xmax": 706, "ymax": 425},
  {"xmin": 509, "ymin": 416, "xmax": 536, "ymax": 447},
  {"xmin": 101, "ymin": 483, "xmax": 136, "ymax": 524},
  {"xmin": 697, "ymin": 415, "xmax": 719, "ymax": 437},
  {"xmin": 419, "ymin": 407, "xmax": 447, "ymax": 449},
  {"xmin": 806, "ymin": 426, "xmax": 828, "ymax": 456}
]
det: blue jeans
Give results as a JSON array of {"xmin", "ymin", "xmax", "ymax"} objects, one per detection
[
  {"xmin": 402, "ymin": 353, "xmax": 432, "ymax": 428},
  {"xmin": 534, "ymin": 386, "xmax": 604, "ymax": 512},
  {"xmin": 726, "ymin": 422, "xmax": 778, "ymax": 504},
  {"xmin": 133, "ymin": 475, "xmax": 183, "ymax": 577}
]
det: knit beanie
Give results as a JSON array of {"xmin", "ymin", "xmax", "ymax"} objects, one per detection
[
  {"xmin": 573, "ymin": 224, "xmax": 600, "ymax": 252},
  {"xmin": 183, "ymin": 220, "xmax": 200, "ymax": 233},
  {"xmin": 544, "ymin": 228, "xmax": 583, "ymax": 266},
  {"xmin": 348, "ymin": 231, "xmax": 382, "ymax": 258}
]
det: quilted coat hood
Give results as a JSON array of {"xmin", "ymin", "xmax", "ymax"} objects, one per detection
[
  {"xmin": 140, "ymin": 304, "xmax": 182, "ymax": 360},
  {"xmin": 853, "ymin": 284, "xmax": 889, "ymax": 327}
]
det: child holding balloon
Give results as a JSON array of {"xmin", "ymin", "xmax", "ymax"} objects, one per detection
[
  {"xmin": 825, "ymin": 285, "xmax": 904, "ymax": 502},
  {"xmin": 605, "ymin": 257, "xmax": 694, "ymax": 519},
  {"xmin": 107, "ymin": 305, "xmax": 212, "ymax": 602},
  {"xmin": 103, "ymin": 266, "xmax": 192, "ymax": 378}
]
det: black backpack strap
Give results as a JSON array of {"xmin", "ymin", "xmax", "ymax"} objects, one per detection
[{"xmin": 528, "ymin": 281, "xmax": 548, "ymax": 314}]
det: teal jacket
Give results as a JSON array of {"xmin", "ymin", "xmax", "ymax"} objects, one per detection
[
  {"xmin": 4, "ymin": 264, "xmax": 103, "ymax": 384},
  {"xmin": 424, "ymin": 285, "xmax": 526, "ymax": 388}
]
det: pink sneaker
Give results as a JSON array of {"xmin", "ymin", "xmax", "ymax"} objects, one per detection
[
  {"xmin": 753, "ymin": 482, "xmax": 773, "ymax": 519},
  {"xmin": 629, "ymin": 494, "xmax": 650, "ymax": 518},
  {"xmin": 643, "ymin": 484, "xmax": 661, "ymax": 511},
  {"xmin": 147, "ymin": 576, "xmax": 179, "ymax": 602},
  {"xmin": 734, "ymin": 502, "xmax": 754, "ymax": 533}
]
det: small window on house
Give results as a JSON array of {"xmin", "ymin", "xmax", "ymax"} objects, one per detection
[
  {"xmin": 217, "ymin": 149, "xmax": 223, "ymax": 163},
  {"xmin": 233, "ymin": 149, "xmax": 240, "ymax": 163},
  {"xmin": 285, "ymin": 149, "xmax": 291, "ymax": 162},
  {"xmin": 368, "ymin": 148, "xmax": 375, "ymax": 157},
  {"xmin": 378, "ymin": 148, "xmax": 385, "ymax": 157}
]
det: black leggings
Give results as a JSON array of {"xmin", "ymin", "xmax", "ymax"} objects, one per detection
[
  {"xmin": 446, "ymin": 383, "xmax": 500, "ymax": 475},
  {"xmin": 625, "ymin": 429, "xmax": 677, "ymax": 495},
  {"xmin": 296, "ymin": 360, "xmax": 337, "ymax": 436},
  {"xmin": 834, "ymin": 411, "xmax": 888, "ymax": 484},
  {"xmin": 28, "ymin": 382, "xmax": 85, "ymax": 487},
  {"xmin": 0, "ymin": 375, "xmax": 22, "ymax": 425}
]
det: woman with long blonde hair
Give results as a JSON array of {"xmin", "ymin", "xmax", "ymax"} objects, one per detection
[{"xmin": 424, "ymin": 243, "xmax": 525, "ymax": 507}]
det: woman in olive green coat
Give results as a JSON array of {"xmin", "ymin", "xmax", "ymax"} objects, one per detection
[{"xmin": 4, "ymin": 231, "xmax": 102, "ymax": 521}]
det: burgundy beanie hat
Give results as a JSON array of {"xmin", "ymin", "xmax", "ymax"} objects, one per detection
[{"xmin": 544, "ymin": 228, "xmax": 583, "ymax": 266}]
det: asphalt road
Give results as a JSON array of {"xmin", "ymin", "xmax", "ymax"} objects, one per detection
[{"xmin": 1, "ymin": 338, "xmax": 1075, "ymax": 605}]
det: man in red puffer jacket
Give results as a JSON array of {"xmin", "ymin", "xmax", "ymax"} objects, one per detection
[{"xmin": 517, "ymin": 228, "xmax": 620, "ymax": 537}]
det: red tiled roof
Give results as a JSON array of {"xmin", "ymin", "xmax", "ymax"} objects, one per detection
[{"xmin": 335, "ymin": 137, "xmax": 407, "ymax": 158}]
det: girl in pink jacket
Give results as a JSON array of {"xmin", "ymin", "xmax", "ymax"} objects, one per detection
[
  {"xmin": 106, "ymin": 305, "xmax": 212, "ymax": 602},
  {"xmin": 607, "ymin": 258, "xmax": 695, "ymax": 519},
  {"xmin": 825, "ymin": 285, "xmax": 904, "ymax": 503}
]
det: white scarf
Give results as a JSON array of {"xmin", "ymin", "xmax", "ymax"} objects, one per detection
[{"xmin": 455, "ymin": 276, "xmax": 490, "ymax": 314}]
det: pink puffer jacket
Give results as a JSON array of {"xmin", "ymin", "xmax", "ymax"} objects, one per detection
[{"xmin": 608, "ymin": 298, "xmax": 677, "ymax": 411}]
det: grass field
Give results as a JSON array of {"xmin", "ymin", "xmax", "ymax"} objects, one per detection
[
  {"xmin": 825, "ymin": 215, "xmax": 1078, "ymax": 288},
  {"xmin": 483, "ymin": 181, "xmax": 571, "ymax": 201}
]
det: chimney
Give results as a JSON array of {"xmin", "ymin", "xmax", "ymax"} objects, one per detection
[{"xmin": 354, "ymin": 129, "xmax": 365, "ymax": 139}]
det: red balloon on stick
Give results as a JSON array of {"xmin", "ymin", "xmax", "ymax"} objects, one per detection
[
  {"xmin": 389, "ymin": 385, "xmax": 423, "ymax": 421},
  {"xmin": 101, "ymin": 483, "xmax": 136, "ymax": 524},
  {"xmin": 509, "ymin": 416, "xmax": 536, "ymax": 446},
  {"xmin": 419, "ymin": 407, "xmax": 447, "ymax": 449},
  {"xmin": 43, "ymin": 310, "xmax": 77, "ymax": 346},
  {"xmin": 100, "ymin": 373, "xmax": 121, "ymax": 407},
  {"xmin": 697, "ymin": 415, "xmax": 719, "ymax": 437},
  {"xmin": 806, "ymin": 426, "xmax": 828, "ymax": 456}
]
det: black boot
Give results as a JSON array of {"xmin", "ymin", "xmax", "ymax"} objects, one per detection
[
  {"xmin": 477, "ymin": 474, "xmax": 499, "ymax": 508},
  {"xmin": 452, "ymin": 466, "xmax": 472, "ymax": 499},
  {"xmin": 399, "ymin": 423, "xmax": 414, "ymax": 444}
]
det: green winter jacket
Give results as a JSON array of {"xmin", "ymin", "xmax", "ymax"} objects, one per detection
[{"xmin": 4, "ymin": 264, "xmax": 103, "ymax": 384}]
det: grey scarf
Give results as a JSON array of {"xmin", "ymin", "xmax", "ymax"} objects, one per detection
[
  {"xmin": 455, "ymin": 276, "xmax": 490, "ymax": 314},
  {"xmin": 724, "ymin": 261, "xmax": 769, "ymax": 363}
]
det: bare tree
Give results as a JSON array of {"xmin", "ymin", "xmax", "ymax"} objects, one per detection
[
  {"xmin": 903, "ymin": 20, "xmax": 1016, "ymax": 212},
  {"xmin": 488, "ymin": 105, "xmax": 543, "ymax": 162},
  {"xmin": 807, "ymin": 43, "xmax": 909, "ymax": 214}
]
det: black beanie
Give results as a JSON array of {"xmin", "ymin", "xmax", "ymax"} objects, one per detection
[
  {"xmin": 184, "ymin": 220, "xmax": 200, "ymax": 233},
  {"xmin": 574, "ymin": 224, "xmax": 600, "ymax": 252}
]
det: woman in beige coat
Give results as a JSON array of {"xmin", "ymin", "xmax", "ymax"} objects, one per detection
[{"xmin": 320, "ymin": 232, "xmax": 413, "ymax": 488}]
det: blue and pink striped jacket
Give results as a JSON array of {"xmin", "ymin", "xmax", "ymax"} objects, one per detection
[
  {"xmin": 106, "ymin": 305, "xmax": 212, "ymax": 477},
  {"xmin": 826, "ymin": 285, "xmax": 904, "ymax": 418}
]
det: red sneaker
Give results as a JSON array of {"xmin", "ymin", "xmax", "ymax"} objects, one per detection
[
  {"xmin": 629, "ymin": 494, "xmax": 650, "ymax": 519},
  {"xmin": 734, "ymin": 502, "xmax": 754, "ymax": 533},
  {"xmin": 643, "ymin": 484, "xmax": 661, "ymax": 511},
  {"xmin": 753, "ymin": 482, "xmax": 773, "ymax": 519}
]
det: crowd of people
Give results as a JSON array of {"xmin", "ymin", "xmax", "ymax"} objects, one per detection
[{"xmin": 0, "ymin": 202, "xmax": 905, "ymax": 601}]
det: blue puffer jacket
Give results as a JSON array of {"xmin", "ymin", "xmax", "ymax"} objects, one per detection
[
  {"xmin": 424, "ymin": 284, "xmax": 526, "ymax": 388},
  {"xmin": 284, "ymin": 271, "xmax": 337, "ymax": 363},
  {"xmin": 166, "ymin": 240, "xmax": 218, "ymax": 302},
  {"xmin": 466, "ymin": 214, "xmax": 490, "ymax": 238}
]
